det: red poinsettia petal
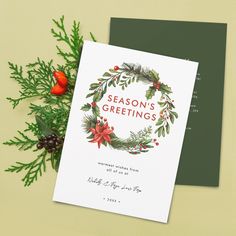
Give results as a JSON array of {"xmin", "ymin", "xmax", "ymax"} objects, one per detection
[
  {"xmin": 97, "ymin": 138, "xmax": 104, "ymax": 148},
  {"xmin": 90, "ymin": 128, "xmax": 96, "ymax": 134},
  {"xmin": 103, "ymin": 134, "xmax": 111, "ymax": 143},
  {"xmin": 103, "ymin": 129, "xmax": 113, "ymax": 135},
  {"xmin": 95, "ymin": 123, "xmax": 102, "ymax": 133},
  {"xmin": 90, "ymin": 134, "xmax": 102, "ymax": 143}
]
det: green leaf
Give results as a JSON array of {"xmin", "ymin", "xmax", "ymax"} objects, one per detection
[
  {"xmin": 103, "ymin": 72, "xmax": 111, "ymax": 77},
  {"xmin": 102, "ymin": 83, "xmax": 108, "ymax": 95},
  {"xmin": 160, "ymin": 83, "xmax": 172, "ymax": 94},
  {"xmin": 81, "ymin": 103, "xmax": 91, "ymax": 111},
  {"xmin": 166, "ymin": 122, "xmax": 170, "ymax": 134},
  {"xmin": 86, "ymin": 91, "xmax": 96, "ymax": 98},
  {"xmin": 93, "ymin": 91, "xmax": 102, "ymax": 102},
  {"xmin": 92, "ymin": 106, "xmax": 100, "ymax": 116},
  {"xmin": 108, "ymin": 80, "xmax": 113, "ymax": 87},
  {"xmin": 170, "ymin": 114, "xmax": 175, "ymax": 124},
  {"xmin": 149, "ymin": 69, "xmax": 160, "ymax": 82},
  {"xmin": 156, "ymin": 118, "xmax": 164, "ymax": 126},
  {"xmin": 170, "ymin": 111, "xmax": 178, "ymax": 118},
  {"xmin": 145, "ymin": 86, "xmax": 156, "ymax": 100},
  {"xmin": 157, "ymin": 126, "xmax": 163, "ymax": 137},
  {"xmin": 162, "ymin": 127, "xmax": 165, "ymax": 137},
  {"xmin": 89, "ymin": 83, "xmax": 99, "ymax": 90},
  {"xmin": 158, "ymin": 101, "xmax": 166, "ymax": 107},
  {"xmin": 35, "ymin": 115, "xmax": 54, "ymax": 136}
]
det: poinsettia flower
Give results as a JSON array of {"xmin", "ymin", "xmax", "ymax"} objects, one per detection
[{"xmin": 89, "ymin": 122, "xmax": 113, "ymax": 148}]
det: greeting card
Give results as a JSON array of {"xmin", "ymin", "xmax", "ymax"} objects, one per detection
[
  {"xmin": 53, "ymin": 41, "xmax": 198, "ymax": 223},
  {"xmin": 110, "ymin": 18, "xmax": 227, "ymax": 186}
]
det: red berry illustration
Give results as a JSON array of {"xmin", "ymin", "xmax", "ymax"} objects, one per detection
[
  {"xmin": 114, "ymin": 65, "xmax": 119, "ymax": 71},
  {"xmin": 153, "ymin": 81, "xmax": 161, "ymax": 90},
  {"xmin": 91, "ymin": 102, "xmax": 97, "ymax": 107}
]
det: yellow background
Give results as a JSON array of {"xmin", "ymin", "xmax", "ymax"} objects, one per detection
[{"xmin": 0, "ymin": 0, "xmax": 235, "ymax": 235}]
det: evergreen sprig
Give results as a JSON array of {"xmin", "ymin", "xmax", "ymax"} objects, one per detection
[
  {"xmin": 5, "ymin": 151, "xmax": 47, "ymax": 186},
  {"xmin": 4, "ymin": 16, "xmax": 96, "ymax": 186}
]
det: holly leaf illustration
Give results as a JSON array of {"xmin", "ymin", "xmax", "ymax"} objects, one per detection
[
  {"xmin": 149, "ymin": 69, "xmax": 160, "ymax": 82},
  {"xmin": 160, "ymin": 83, "xmax": 172, "ymax": 94},
  {"xmin": 145, "ymin": 86, "xmax": 156, "ymax": 100}
]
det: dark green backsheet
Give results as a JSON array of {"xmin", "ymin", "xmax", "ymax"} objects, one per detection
[{"xmin": 109, "ymin": 18, "xmax": 227, "ymax": 186}]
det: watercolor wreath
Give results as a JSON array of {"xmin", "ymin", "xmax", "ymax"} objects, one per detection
[{"xmin": 81, "ymin": 63, "xmax": 178, "ymax": 155}]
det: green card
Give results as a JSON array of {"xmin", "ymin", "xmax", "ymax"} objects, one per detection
[{"xmin": 109, "ymin": 18, "xmax": 227, "ymax": 186}]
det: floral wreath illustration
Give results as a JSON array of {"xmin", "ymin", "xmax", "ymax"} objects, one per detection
[{"xmin": 81, "ymin": 63, "xmax": 178, "ymax": 155}]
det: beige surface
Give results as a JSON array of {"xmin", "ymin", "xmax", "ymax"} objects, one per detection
[{"xmin": 0, "ymin": 0, "xmax": 235, "ymax": 235}]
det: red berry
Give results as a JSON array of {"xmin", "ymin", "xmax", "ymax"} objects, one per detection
[
  {"xmin": 100, "ymin": 116, "xmax": 103, "ymax": 119},
  {"xmin": 153, "ymin": 81, "xmax": 161, "ymax": 90},
  {"xmin": 111, "ymin": 126, "xmax": 114, "ymax": 130},
  {"xmin": 156, "ymin": 142, "xmax": 159, "ymax": 146},
  {"xmin": 114, "ymin": 66, "xmax": 119, "ymax": 71},
  {"xmin": 104, "ymin": 118, "xmax": 107, "ymax": 122},
  {"xmin": 53, "ymin": 71, "xmax": 68, "ymax": 87},
  {"xmin": 153, "ymin": 139, "xmax": 157, "ymax": 142},
  {"xmin": 53, "ymin": 71, "xmax": 66, "ymax": 79},
  {"xmin": 91, "ymin": 102, "xmax": 97, "ymax": 107},
  {"xmin": 50, "ymin": 84, "xmax": 66, "ymax": 96}
]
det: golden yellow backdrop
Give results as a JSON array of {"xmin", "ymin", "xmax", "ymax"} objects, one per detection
[{"xmin": 0, "ymin": 0, "xmax": 235, "ymax": 235}]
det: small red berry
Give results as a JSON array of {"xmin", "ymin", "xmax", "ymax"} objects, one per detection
[
  {"xmin": 153, "ymin": 81, "xmax": 161, "ymax": 90},
  {"xmin": 143, "ymin": 146, "xmax": 147, "ymax": 149},
  {"xmin": 114, "ymin": 66, "xmax": 119, "ymax": 71},
  {"xmin": 50, "ymin": 84, "xmax": 66, "ymax": 96},
  {"xmin": 91, "ymin": 102, "xmax": 97, "ymax": 107},
  {"xmin": 111, "ymin": 126, "xmax": 114, "ymax": 130},
  {"xmin": 156, "ymin": 142, "xmax": 159, "ymax": 146},
  {"xmin": 104, "ymin": 118, "xmax": 107, "ymax": 122},
  {"xmin": 100, "ymin": 116, "xmax": 103, "ymax": 119},
  {"xmin": 153, "ymin": 139, "xmax": 157, "ymax": 142},
  {"xmin": 140, "ymin": 147, "xmax": 142, "ymax": 151}
]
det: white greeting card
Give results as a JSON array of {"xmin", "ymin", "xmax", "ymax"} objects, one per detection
[{"xmin": 53, "ymin": 41, "xmax": 198, "ymax": 223}]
